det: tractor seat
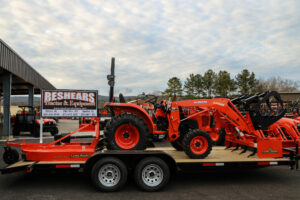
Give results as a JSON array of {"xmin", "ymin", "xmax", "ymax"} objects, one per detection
[{"xmin": 119, "ymin": 93, "xmax": 126, "ymax": 103}]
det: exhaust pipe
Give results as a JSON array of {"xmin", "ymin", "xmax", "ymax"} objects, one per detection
[{"xmin": 107, "ymin": 57, "xmax": 115, "ymax": 102}]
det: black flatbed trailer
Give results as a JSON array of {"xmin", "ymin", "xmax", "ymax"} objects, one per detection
[{"xmin": 1, "ymin": 146, "xmax": 298, "ymax": 192}]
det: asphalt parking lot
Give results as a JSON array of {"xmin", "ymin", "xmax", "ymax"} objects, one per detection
[{"xmin": 0, "ymin": 120, "xmax": 299, "ymax": 200}]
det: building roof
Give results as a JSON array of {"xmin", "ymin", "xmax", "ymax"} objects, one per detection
[{"xmin": 0, "ymin": 39, "xmax": 56, "ymax": 94}]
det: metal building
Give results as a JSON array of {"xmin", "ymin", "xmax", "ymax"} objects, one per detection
[{"xmin": 0, "ymin": 39, "xmax": 56, "ymax": 139}]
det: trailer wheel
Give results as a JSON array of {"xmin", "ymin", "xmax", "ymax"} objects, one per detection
[
  {"xmin": 3, "ymin": 148, "xmax": 19, "ymax": 165},
  {"xmin": 183, "ymin": 129, "xmax": 212, "ymax": 159},
  {"xmin": 104, "ymin": 113, "xmax": 149, "ymax": 150},
  {"xmin": 134, "ymin": 157, "xmax": 170, "ymax": 192},
  {"xmin": 91, "ymin": 157, "xmax": 127, "ymax": 192}
]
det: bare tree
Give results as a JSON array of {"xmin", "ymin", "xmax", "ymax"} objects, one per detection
[{"xmin": 256, "ymin": 77, "xmax": 299, "ymax": 92}]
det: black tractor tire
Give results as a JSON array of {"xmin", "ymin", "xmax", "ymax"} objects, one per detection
[
  {"xmin": 12, "ymin": 127, "xmax": 20, "ymax": 136},
  {"xmin": 182, "ymin": 129, "xmax": 213, "ymax": 159},
  {"xmin": 134, "ymin": 157, "xmax": 170, "ymax": 192},
  {"xmin": 215, "ymin": 129, "xmax": 226, "ymax": 146},
  {"xmin": 91, "ymin": 157, "xmax": 128, "ymax": 192},
  {"xmin": 33, "ymin": 126, "xmax": 40, "ymax": 137},
  {"xmin": 54, "ymin": 133, "xmax": 71, "ymax": 144},
  {"xmin": 50, "ymin": 126, "xmax": 59, "ymax": 136},
  {"xmin": 172, "ymin": 120, "xmax": 198, "ymax": 151},
  {"xmin": 104, "ymin": 113, "xmax": 149, "ymax": 150},
  {"xmin": 171, "ymin": 139, "xmax": 183, "ymax": 151},
  {"xmin": 3, "ymin": 148, "xmax": 19, "ymax": 165}
]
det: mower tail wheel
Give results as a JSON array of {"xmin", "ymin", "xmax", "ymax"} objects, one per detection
[
  {"xmin": 134, "ymin": 157, "xmax": 170, "ymax": 192},
  {"xmin": 104, "ymin": 113, "xmax": 149, "ymax": 150},
  {"xmin": 91, "ymin": 157, "xmax": 127, "ymax": 192},
  {"xmin": 183, "ymin": 129, "xmax": 213, "ymax": 159},
  {"xmin": 3, "ymin": 148, "xmax": 19, "ymax": 165}
]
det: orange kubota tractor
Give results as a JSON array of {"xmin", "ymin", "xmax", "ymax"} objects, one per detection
[{"xmin": 103, "ymin": 59, "xmax": 299, "ymax": 159}]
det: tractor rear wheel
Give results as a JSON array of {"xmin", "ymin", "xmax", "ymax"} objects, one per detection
[
  {"xmin": 183, "ymin": 129, "xmax": 212, "ymax": 159},
  {"xmin": 104, "ymin": 113, "xmax": 149, "ymax": 150},
  {"xmin": 12, "ymin": 127, "xmax": 20, "ymax": 136},
  {"xmin": 33, "ymin": 126, "xmax": 40, "ymax": 137}
]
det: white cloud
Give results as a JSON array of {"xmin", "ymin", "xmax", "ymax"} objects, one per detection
[{"xmin": 0, "ymin": 0, "xmax": 299, "ymax": 95}]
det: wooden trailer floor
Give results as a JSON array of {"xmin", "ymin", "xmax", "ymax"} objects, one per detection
[
  {"xmin": 148, "ymin": 146, "xmax": 290, "ymax": 163},
  {"xmin": 3, "ymin": 147, "xmax": 291, "ymax": 170}
]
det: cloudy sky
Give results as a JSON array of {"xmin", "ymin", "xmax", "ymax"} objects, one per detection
[{"xmin": 0, "ymin": 0, "xmax": 299, "ymax": 95}]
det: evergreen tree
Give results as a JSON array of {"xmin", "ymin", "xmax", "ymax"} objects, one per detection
[
  {"xmin": 202, "ymin": 69, "xmax": 216, "ymax": 98},
  {"xmin": 184, "ymin": 74, "xmax": 204, "ymax": 98},
  {"xmin": 213, "ymin": 70, "xmax": 236, "ymax": 97},
  {"xmin": 163, "ymin": 77, "xmax": 183, "ymax": 100},
  {"xmin": 236, "ymin": 69, "xmax": 257, "ymax": 94}
]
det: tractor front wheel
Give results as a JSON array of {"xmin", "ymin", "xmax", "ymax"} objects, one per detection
[
  {"xmin": 183, "ymin": 130, "xmax": 212, "ymax": 159},
  {"xmin": 104, "ymin": 113, "xmax": 149, "ymax": 150},
  {"xmin": 50, "ymin": 127, "xmax": 59, "ymax": 136},
  {"xmin": 171, "ymin": 138, "xmax": 183, "ymax": 151}
]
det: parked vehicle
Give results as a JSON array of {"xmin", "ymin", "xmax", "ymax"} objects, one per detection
[{"xmin": 12, "ymin": 106, "xmax": 58, "ymax": 137}]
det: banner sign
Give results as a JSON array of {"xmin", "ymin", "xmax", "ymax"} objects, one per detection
[{"xmin": 41, "ymin": 90, "xmax": 98, "ymax": 117}]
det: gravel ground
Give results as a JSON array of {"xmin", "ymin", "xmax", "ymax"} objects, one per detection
[{"xmin": 0, "ymin": 119, "xmax": 299, "ymax": 200}]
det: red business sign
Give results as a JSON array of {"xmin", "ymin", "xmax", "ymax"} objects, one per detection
[{"xmin": 41, "ymin": 90, "xmax": 98, "ymax": 117}]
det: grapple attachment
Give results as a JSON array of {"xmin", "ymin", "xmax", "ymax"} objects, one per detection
[{"xmin": 233, "ymin": 91, "xmax": 286, "ymax": 130}]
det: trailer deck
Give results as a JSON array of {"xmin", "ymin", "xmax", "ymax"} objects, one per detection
[{"xmin": 1, "ymin": 146, "xmax": 293, "ymax": 174}]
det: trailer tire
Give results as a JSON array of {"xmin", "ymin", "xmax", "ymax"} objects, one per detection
[
  {"xmin": 183, "ymin": 129, "xmax": 212, "ymax": 159},
  {"xmin": 104, "ymin": 113, "xmax": 149, "ymax": 150},
  {"xmin": 91, "ymin": 157, "xmax": 127, "ymax": 192},
  {"xmin": 3, "ymin": 148, "xmax": 19, "ymax": 165},
  {"xmin": 134, "ymin": 157, "xmax": 170, "ymax": 192}
]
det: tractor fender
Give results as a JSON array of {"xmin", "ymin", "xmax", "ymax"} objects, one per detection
[
  {"xmin": 107, "ymin": 103, "xmax": 156, "ymax": 134},
  {"xmin": 34, "ymin": 118, "xmax": 56, "ymax": 125}
]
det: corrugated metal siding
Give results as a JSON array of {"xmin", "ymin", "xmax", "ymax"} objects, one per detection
[{"xmin": 0, "ymin": 39, "xmax": 56, "ymax": 90}]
